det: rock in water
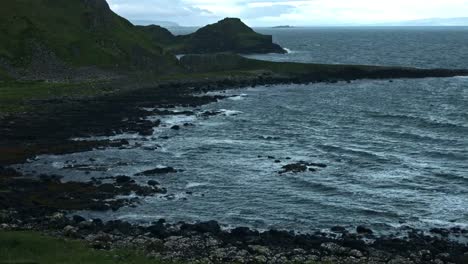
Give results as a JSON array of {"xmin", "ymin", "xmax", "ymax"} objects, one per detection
[{"xmin": 135, "ymin": 167, "xmax": 178, "ymax": 176}]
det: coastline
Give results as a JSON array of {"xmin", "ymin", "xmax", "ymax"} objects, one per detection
[{"xmin": 1, "ymin": 72, "xmax": 468, "ymax": 263}]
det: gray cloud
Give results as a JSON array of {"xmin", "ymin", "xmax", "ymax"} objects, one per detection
[
  {"xmin": 108, "ymin": 0, "xmax": 218, "ymax": 26},
  {"xmin": 241, "ymin": 4, "xmax": 296, "ymax": 19}
]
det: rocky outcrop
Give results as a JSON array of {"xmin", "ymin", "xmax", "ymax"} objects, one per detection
[
  {"xmin": 177, "ymin": 18, "xmax": 286, "ymax": 54},
  {"xmin": 138, "ymin": 18, "xmax": 286, "ymax": 55}
]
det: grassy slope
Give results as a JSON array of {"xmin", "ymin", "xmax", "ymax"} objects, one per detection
[
  {"xmin": 0, "ymin": 81, "xmax": 114, "ymax": 114},
  {"xmin": 0, "ymin": 0, "xmax": 177, "ymax": 70},
  {"xmin": 0, "ymin": 231, "xmax": 165, "ymax": 264}
]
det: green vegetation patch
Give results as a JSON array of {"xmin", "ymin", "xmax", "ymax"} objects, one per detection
[
  {"xmin": 0, "ymin": 81, "xmax": 108, "ymax": 114},
  {"xmin": 0, "ymin": 231, "xmax": 164, "ymax": 264}
]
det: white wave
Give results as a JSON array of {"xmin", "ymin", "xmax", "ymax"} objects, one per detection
[
  {"xmin": 185, "ymin": 182, "xmax": 209, "ymax": 189},
  {"xmin": 71, "ymin": 133, "xmax": 142, "ymax": 142},
  {"xmin": 284, "ymin": 48, "xmax": 292, "ymax": 53},
  {"xmin": 162, "ymin": 115, "xmax": 197, "ymax": 125},
  {"xmin": 228, "ymin": 94, "xmax": 248, "ymax": 101},
  {"xmin": 219, "ymin": 109, "xmax": 243, "ymax": 116},
  {"xmin": 140, "ymin": 107, "xmax": 156, "ymax": 112}
]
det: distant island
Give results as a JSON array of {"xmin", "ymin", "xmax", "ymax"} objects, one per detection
[
  {"xmin": 272, "ymin": 25, "xmax": 295, "ymax": 29},
  {"xmin": 131, "ymin": 20, "xmax": 181, "ymax": 27}
]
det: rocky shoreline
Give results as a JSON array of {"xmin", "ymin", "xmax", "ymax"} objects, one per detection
[
  {"xmin": 1, "ymin": 203, "xmax": 468, "ymax": 264},
  {"xmin": 2, "ymin": 73, "xmax": 468, "ymax": 263}
]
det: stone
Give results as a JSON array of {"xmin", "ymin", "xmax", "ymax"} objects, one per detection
[
  {"xmin": 135, "ymin": 167, "xmax": 177, "ymax": 176},
  {"xmin": 72, "ymin": 215, "xmax": 86, "ymax": 223},
  {"xmin": 63, "ymin": 225, "xmax": 78, "ymax": 237},
  {"xmin": 147, "ymin": 180, "xmax": 160, "ymax": 186},
  {"xmin": 356, "ymin": 225, "xmax": 373, "ymax": 235}
]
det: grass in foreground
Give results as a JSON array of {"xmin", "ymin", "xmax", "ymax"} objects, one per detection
[
  {"xmin": 0, "ymin": 231, "xmax": 164, "ymax": 264},
  {"xmin": 0, "ymin": 80, "xmax": 112, "ymax": 114}
]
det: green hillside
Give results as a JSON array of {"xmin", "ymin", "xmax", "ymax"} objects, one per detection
[{"xmin": 0, "ymin": 0, "xmax": 179, "ymax": 75}]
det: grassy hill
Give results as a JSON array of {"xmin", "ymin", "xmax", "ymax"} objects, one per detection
[
  {"xmin": 0, "ymin": 0, "xmax": 179, "ymax": 79},
  {"xmin": 139, "ymin": 18, "xmax": 286, "ymax": 55}
]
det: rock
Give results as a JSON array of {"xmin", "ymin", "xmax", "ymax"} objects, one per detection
[
  {"xmin": 321, "ymin": 242, "xmax": 349, "ymax": 255},
  {"xmin": 279, "ymin": 161, "xmax": 327, "ymax": 174},
  {"xmin": 115, "ymin": 176, "xmax": 133, "ymax": 184},
  {"xmin": 171, "ymin": 125, "xmax": 180, "ymax": 130},
  {"xmin": 72, "ymin": 215, "xmax": 86, "ymax": 223},
  {"xmin": 308, "ymin": 162, "xmax": 328, "ymax": 168},
  {"xmin": 349, "ymin": 249, "xmax": 364, "ymax": 258},
  {"xmin": 331, "ymin": 226, "xmax": 347, "ymax": 233},
  {"xmin": 135, "ymin": 167, "xmax": 177, "ymax": 176},
  {"xmin": 248, "ymin": 245, "xmax": 271, "ymax": 256},
  {"xmin": 78, "ymin": 221, "xmax": 94, "ymax": 230},
  {"xmin": 279, "ymin": 163, "xmax": 307, "ymax": 174},
  {"xmin": 388, "ymin": 256, "xmax": 414, "ymax": 264},
  {"xmin": 430, "ymin": 228, "xmax": 450, "ymax": 237},
  {"xmin": 181, "ymin": 220, "xmax": 221, "ymax": 234},
  {"xmin": 63, "ymin": 225, "xmax": 79, "ymax": 237},
  {"xmin": 51, "ymin": 212, "xmax": 65, "ymax": 220},
  {"xmin": 147, "ymin": 180, "xmax": 160, "ymax": 186},
  {"xmin": 253, "ymin": 255, "xmax": 267, "ymax": 263},
  {"xmin": 356, "ymin": 226, "xmax": 373, "ymax": 235},
  {"xmin": 148, "ymin": 222, "xmax": 167, "ymax": 237}
]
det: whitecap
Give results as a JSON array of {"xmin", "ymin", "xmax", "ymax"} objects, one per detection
[
  {"xmin": 162, "ymin": 115, "xmax": 197, "ymax": 125},
  {"xmin": 219, "ymin": 109, "xmax": 243, "ymax": 116},
  {"xmin": 71, "ymin": 133, "xmax": 142, "ymax": 142},
  {"xmin": 228, "ymin": 94, "xmax": 247, "ymax": 101},
  {"xmin": 185, "ymin": 182, "xmax": 209, "ymax": 189}
]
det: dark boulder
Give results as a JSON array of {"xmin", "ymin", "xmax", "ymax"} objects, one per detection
[
  {"xmin": 72, "ymin": 215, "xmax": 86, "ymax": 223},
  {"xmin": 115, "ymin": 176, "xmax": 133, "ymax": 184},
  {"xmin": 280, "ymin": 163, "xmax": 308, "ymax": 174},
  {"xmin": 181, "ymin": 220, "xmax": 221, "ymax": 234},
  {"xmin": 147, "ymin": 180, "xmax": 160, "ymax": 186},
  {"xmin": 356, "ymin": 226, "xmax": 373, "ymax": 235}
]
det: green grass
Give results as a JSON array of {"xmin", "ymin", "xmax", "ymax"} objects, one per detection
[
  {"xmin": 0, "ymin": 81, "xmax": 112, "ymax": 114},
  {"xmin": 0, "ymin": 231, "xmax": 166, "ymax": 264}
]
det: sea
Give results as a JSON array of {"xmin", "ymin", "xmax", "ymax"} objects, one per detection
[{"xmin": 18, "ymin": 27, "xmax": 468, "ymax": 235}]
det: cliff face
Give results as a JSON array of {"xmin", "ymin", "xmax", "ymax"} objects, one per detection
[
  {"xmin": 139, "ymin": 18, "xmax": 286, "ymax": 55},
  {"xmin": 0, "ymin": 0, "xmax": 180, "ymax": 80}
]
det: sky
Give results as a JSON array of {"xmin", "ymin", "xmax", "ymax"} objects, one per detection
[{"xmin": 107, "ymin": 0, "xmax": 468, "ymax": 27}]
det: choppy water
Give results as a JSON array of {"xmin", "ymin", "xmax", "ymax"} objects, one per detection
[
  {"xmin": 250, "ymin": 27, "xmax": 468, "ymax": 69},
  {"xmin": 18, "ymin": 28, "xmax": 468, "ymax": 235}
]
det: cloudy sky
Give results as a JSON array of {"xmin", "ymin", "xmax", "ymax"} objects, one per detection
[{"xmin": 107, "ymin": 0, "xmax": 468, "ymax": 26}]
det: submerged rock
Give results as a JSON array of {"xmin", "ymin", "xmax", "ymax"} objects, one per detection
[
  {"xmin": 279, "ymin": 161, "xmax": 327, "ymax": 174},
  {"xmin": 135, "ymin": 167, "xmax": 178, "ymax": 176}
]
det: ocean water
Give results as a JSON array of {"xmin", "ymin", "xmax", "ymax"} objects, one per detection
[
  {"xmin": 250, "ymin": 27, "xmax": 468, "ymax": 69},
  {"xmin": 18, "ymin": 28, "xmax": 468, "ymax": 234}
]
